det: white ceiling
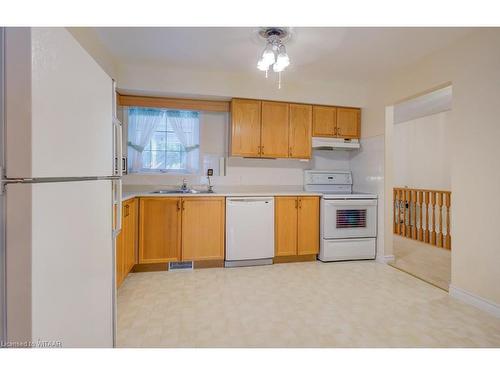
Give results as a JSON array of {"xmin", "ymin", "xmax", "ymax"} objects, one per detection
[{"xmin": 94, "ymin": 27, "xmax": 473, "ymax": 82}]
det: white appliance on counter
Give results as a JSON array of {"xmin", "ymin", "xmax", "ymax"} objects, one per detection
[
  {"xmin": 1, "ymin": 28, "xmax": 123, "ymax": 347},
  {"xmin": 304, "ymin": 170, "xmax": 377, "ymax": 261},
  {"xmin": 225, "ymin": 197, "xmax": 274, "ymax": 267}
]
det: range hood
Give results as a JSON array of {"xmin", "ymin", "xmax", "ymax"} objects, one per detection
[{"xmin": 312, "ymin": 137, "xmax": 360, "ymax": 150}]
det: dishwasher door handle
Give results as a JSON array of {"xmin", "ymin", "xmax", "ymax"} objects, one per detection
[{"xmin": 227, "ymin": 198, "xmax": 273, "ymax": 204}]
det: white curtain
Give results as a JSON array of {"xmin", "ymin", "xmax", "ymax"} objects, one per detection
[
  {"xmin": 167, "ymin": 111, "xmax": 200, "ymax": 173},
  {"xmin": 127, "ymin": 108, "xmax": 165, "ymax": 171}
]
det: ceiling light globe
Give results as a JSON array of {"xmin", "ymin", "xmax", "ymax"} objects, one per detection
[
  {"xmin": 276, "ymin": 53, "xmax": 290, "ymax": 68},
  {"xmin": 262, "ymin": 50, "xmax": 275, "ymax": 65},
  {"xmin": 257, "ymin": 59, "xmax": 270, "ymax": 71},
  {"xmin": 272, "ymin": 62, "xmax": 285, "ymax": 73}
]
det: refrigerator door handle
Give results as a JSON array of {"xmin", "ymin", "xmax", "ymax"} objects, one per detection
[
  {"xmin": 114, "ymin": 118, "xmax": 123, "ymax": 177},
  {"xmin": 112, "ymin": 79, "xmax": 123, "ymax": 177},
  {"xmin": 112, "ymin": 179, "xmax": 122, "ymax": 236}
]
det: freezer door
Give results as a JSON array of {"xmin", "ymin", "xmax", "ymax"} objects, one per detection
[
  {"xmin": 6, "ymin": 180, "xmax": 114, "ymax": 347},
  {"xmin": 5, "ymin": 28, "xmax": 114, "ymax": 178}
]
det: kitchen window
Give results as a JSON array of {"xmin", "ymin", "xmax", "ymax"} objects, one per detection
[{"xmin": 127, "ymin": 107, "xmax": 200, "ymax": 174}]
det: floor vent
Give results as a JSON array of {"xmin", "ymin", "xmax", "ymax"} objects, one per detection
[{"xmin": 169, "ymin": 261, "xmax": 194, "ymax": 272}]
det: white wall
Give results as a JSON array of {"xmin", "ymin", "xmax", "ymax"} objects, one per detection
[
  {"xmin": 363, "ymin": 28, "xmax": 500, "ymax": 307},
  {"xmin": 393, "ymin": 111, "xmax": 451, "ymax": 190},
  {"xmin": 112, "ymin": 54, "xmax": 369, "ymax": 190},
  {"xmin": 350, "ymin": 135, "xmax": 385, "ymax": 261},
  {"xmin": 122, "ymin": 109, "xmax": 352, "ymax": 189}
]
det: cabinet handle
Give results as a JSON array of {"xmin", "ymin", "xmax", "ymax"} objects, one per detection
[
  {"xmin": 295, "ymin": 198, "xmax": 298, "ymax": 209},
  {"xmin": 261, "ymin": 145, "xmax": 264, "ymax": 155},
  {"xmin": 181, "ymin": 200, "xmax": 185, "ymax": 211},
  {"xmin": 289, "ymin": 146, "xmax": 292, "ymax": 156},
  {"xmin": 298, "ymin": 198, "xmax": 302, "ymax": 209},
  {"xmin": 124, "ymin": 204, "xmax": 129, "ymax": 217},
  {"xmin": 177, "ymin": 200, "xmax": 181, "ymax": 211}
]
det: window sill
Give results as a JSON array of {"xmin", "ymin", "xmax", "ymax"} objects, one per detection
[{"xmin": 128, "ymin": 170, "xmax": 198, "ymax": 176}]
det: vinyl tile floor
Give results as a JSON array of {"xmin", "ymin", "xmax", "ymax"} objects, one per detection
[{"xmin": 117, "ymin": 261, "xmax": 500, "ymax": 347}]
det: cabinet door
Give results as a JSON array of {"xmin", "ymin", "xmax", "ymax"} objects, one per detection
[
  {"xmin": 297, "ymin": 197, "xmax": 320, "ymax": 255},
  {"xmin": 312, "ymin": 106, "xmax": 337, "ymax": 137},
  {"xmin": 275, "ymin": 196, "xmax": 298, "ymax": 256},
  {"xmin": 139, "ymin": 198, "xmax": 181, "ymax": 263},
  {"xmin": 124, "ymin": 198, "xmax": 137, "ymax": 274},
  {"xmin": 261, "ymin": 101, "xmax": 290, "ymax": 158},
  {"xmin": 336, "ymin": 108, "xmax": 361, "ymax": 139},
  {"xmin": 230, "ymin": 99, "xmax": 262, "ymax": 157},
  {"xmin": 289, "ymin": 104, "xmax": 312, "ymax": 159},
  {"xmin": 181, "ymin": 198, "xmax": 225, "ymax": 261}
]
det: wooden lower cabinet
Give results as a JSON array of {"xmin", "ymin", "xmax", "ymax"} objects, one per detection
[
  {"xmin": 139, "ymin": 197, "xmax": 181, "ymax": 263},
  {"xmin": 275, "ymin": 197, "xmax": 298, "ymax": 256},
  {"xmin": 138, "ymin": 197, "xmax": 225, "ymax": 264},
  {"xmin": 275, "ymin": 196, "xmax": 319, "ymax": 257},
  {"xmin": 297, "ymin": 197, "xmax": 320, "ymax": 255},
  {"xmin": 181, "ymin": 197, "xmax": 225, "ymax": 261},
  {"xmin": 116, "ymin": 198, "xmax": 138, "ymax": 288}
]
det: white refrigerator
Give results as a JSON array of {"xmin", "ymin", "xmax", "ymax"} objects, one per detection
[{"xmin": 1, "ymin": 28, "xmax": 123, "ymax": 347}]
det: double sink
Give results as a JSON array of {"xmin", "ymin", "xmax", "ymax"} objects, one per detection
[{"xmin": 151, "ymin": 189, "xmax": 214, "ymax": 194}]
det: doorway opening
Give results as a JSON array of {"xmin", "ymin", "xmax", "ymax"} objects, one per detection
[{"xmin": 387, "ymin": 85, "xmax": 452, "ymax": 291}]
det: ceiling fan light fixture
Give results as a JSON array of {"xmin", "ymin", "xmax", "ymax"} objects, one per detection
[{"xmin": 256, "ymin": 27, "xmax": 291, "ymax": 88}]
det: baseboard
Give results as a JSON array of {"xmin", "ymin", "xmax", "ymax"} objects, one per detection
[
  {"xmin": 449, "ymin": 284, "xmax": 500, "ymax": 318},
  {"xmin": 376, "ymin": 255, "xmax": 395, "ymax": 264},
  {"xmin": 273, "ymin": 254, "xmax": 318, "ymax": 264}
]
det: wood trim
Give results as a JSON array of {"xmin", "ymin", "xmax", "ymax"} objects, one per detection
[
  {"xmin": 393, "ymin": 187, "xmax": 451, "ymax": 250},
  {"xmin": 232, "ymin": 97, "xmax": 361, "ymax": 110},
  {"xmin": 193, "ymin": 260, "xmax": 224, "ymax": 269},
  {"xmin": 132, "ymin": 263, "xmax": 168, "ymax": 273},
  {"xmin": 273, "ymin": 254, "xmax": 317, "ymax": 264},
  {"xmin": 118, "ymin": 94, "xmax": 230, "ymax": 112}
]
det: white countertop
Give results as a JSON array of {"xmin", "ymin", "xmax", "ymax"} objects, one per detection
[{"xmin": 122, "ymin": 185, "xmax": 323, "ymax": 201}]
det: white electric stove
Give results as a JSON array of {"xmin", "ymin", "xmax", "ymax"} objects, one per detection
[{"xmin": 304, "ymin": 170, "xmax": 378, "ymax": 261}]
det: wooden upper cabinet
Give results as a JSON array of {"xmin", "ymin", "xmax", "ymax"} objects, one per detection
[
  {"xmin": 230, "ymin": 98, "xmax": 361, "ymax": 157},
  {"xmin": 139, "ymin": 197, "xmax": 181, "ymax": 264},
  {"xmin": 230, "ymin": 99, "xmax": 262, "ymax": 157},
  {"xmin": 181, "ymin": 197, "xmax": 225, "ymax": 261},
  {"xmin": 289, "ymin": 104, "xmax": 312, "ymax": 159},
  {"xmin": 297, "ymin": 197, "xmax": 319, "ymax": 255},
  {"xmin": 336, "ymin": 108, "xmax": 361, "ymax": 139},
  {"xmin": 261, "ymin": 101, "xmax": 290, "ymax": 158},
  {"xmin": 312, "ymin": 106, "xmax": 337, "ymax": 137},
  {"xmin": 275, "ymin": 197, "xmax": 298, "ymax": 256}
]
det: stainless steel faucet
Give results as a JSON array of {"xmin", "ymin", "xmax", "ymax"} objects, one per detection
[
  {"xmin": 206, "ymin": 169, "xmax": 214, "ymax": 193},
  {"xmin": 207, "ymin": 176, "xmax": 214, "ymax": 193}
]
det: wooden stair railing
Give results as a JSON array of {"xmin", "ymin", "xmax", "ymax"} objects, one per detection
[{"xmin": 393, "ymin": 187, "xmax": 451, "ymax": 250}]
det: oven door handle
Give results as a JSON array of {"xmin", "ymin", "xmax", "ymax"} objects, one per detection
[{"xmin": 323, "ymin": 199, "xmax": 377, "ymax": 207}]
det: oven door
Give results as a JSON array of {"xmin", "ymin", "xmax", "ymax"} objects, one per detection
[{"xmin": 322, "ymin": 199, "xmax": 377, "ymax": 239}]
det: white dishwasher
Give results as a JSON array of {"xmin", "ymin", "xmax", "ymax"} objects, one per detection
[{"xmin": 225, "ymin": 197, "xmax": 275, "ymax": 267}]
